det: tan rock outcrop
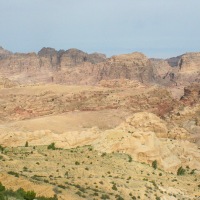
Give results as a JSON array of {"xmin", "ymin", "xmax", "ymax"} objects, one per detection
[
  {"xmin": 93, "ymin": 112, "xmax": 200, "ymax": 172},
  {"xmin": 120, "ymin": 112, "xmax": 168, "ymax": 138},
  {"xmin": 179, "ymin": 52, "xmax": 200, "ymax": 73},
  {"xmin": 151, "ymin": 52, "xmax": 200, "ymax": 88},
  {"xmin": 1, "ymin": 112, "xmax": 199, "ymax": 172},
  {"xmin": 0, "ymin": 77, "xmax": 18, "ymax": 88}
]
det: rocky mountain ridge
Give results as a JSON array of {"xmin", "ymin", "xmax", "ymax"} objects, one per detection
[{"xmin": 0, "ymin": 46, "xmax": 200, "ymax": 89}]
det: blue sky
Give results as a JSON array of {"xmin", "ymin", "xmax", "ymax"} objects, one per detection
[{"xmin": 0, "ymin": 0, "xmax": 200, "ymax": 58}]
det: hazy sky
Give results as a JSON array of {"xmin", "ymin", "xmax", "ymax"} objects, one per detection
[{"xmin": 0, "ymin": 0, "xmax": 200, "ymax": 58}]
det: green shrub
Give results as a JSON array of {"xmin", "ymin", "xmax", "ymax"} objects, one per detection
[
  {"xmin": 190, "ymin": 169, "xmax": 196, "ymax": 174},
  {"xmin": 7, "ymin": 171, "xmax": 19, "ymax": 177},
  {"xmin": 0, "ymin": 183, "xmax": 57, "ymax": 200},
  {"xmin": 128, "ymin": 155, "xmax": 132, "ymax": 162},
  {"xmin": 37, "ymin": 195, "xmax": 58, "ymax": 200},
  {"xmin": 47, "ymin": 143, "xmax": 56, "ymax": 150},
  {"xmin": 101, "ymin": 152, "xmax": 107, "ymax": 157},
  {"xmin": 116, "ymin": 195, "xmax": 124, "ymax": 200},
  {"xmin": 177, "ymin": 166, "xmax": 186, "ymax": 176},
  {"xmin": 58, "ymin": 185, "xmax": 66, "ymax": 189},
  {"xmin": 0, "ymin": 193, "xmax": 5, "ymax": 200},
  {"xmin": 0, "ymin": 145, "xmax": 4, "ymax": 152},
  {"xmin": 75, "ymin": 191, "xmax": 82, "ymax": 196},
  {"xmin": 151, "ymin": 180, "xmax": 158, "ymax": 189},
  {"xmin": 23, "ymin": 166, "xmax": 28, "ymax": 171},
  {"xmin": 75, "ymin": 161, "xmax": 80, "ymax": 165},
  {"xmin": 24, "ymin": 190, "xmax": 36, "ymax": 200},
  {"xmin": 152, "ymin": 160, "xmax": 157, "ymax": 170},
  {"xmin": 25, "ymin": 141, "xmax": 29, "ymax": 147},
  {"xmin": 99, "ymin": 181, "xmax": 103, "ymax": 185},
  {"xmin": 0, "ymin": 183, "xmax": 5, "ymax": 192},
  {"xmin": 112, "ymin": 184, "xmax": 117, "ymax": 191},
  {"xmin": 16, "ymin": 188, "xmax": 26, "ymax": 197},
  {"xmin": 101, "ymin": 194, "xmax": 110, "ymax": 199},
  {"xmin": 93, "ymin": 192, "xmax": 98, "ymax": 196}
]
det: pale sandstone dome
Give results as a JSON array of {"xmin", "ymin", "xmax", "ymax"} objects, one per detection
[
  {"xmin": 93, "ymin": 112, "xmax": 200, "ymax": 172},
  {"xmin": 1, "ymin": 112, "xmax": 199, "ymax": 172}
]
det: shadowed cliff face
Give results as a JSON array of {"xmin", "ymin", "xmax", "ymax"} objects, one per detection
[
  {"xmin": 0, "ymin": 47, "xmax": 107, "ymax": 84},
  {"xmin": 38, "ymin": 47, "xmax": 107, "ymax": 69},
  {"xmin": 52, "ymin": 52, "xmax": 156, "ymax": 85},
  {"xmin": 96, "ymin": 52, "xmax": 155, "ymax": 83},
  {"xmin": 151, "ymin": 52, "xmax": 200, "ymax": 87},
  {"xmin": 0, "ymin": 47, "xmax": 106, "ymax": 73},
  {"xmin": 180, "ymin": 83, "xmax": 200, "ymax": 106},
  {"xmin": 0, "ymin": 47, "xmax": 156, "ymax": 85}
]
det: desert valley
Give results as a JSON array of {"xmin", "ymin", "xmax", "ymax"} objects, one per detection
[{"xmin": 0, "ymin": 46, "xmax": 199, "ymax": 200}]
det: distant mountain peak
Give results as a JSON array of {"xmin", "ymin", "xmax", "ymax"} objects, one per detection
[
  {"xmin": 0, "ymin": 46, "xmax": 12, "ymax": 55},
  {"xmin": 38, "ymin": 47, "xmax": 57, "ymax": 56}
]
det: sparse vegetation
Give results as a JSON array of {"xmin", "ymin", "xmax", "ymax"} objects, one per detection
[
  {"xmin": 0, "ymin": 145, "xmax": 4, "ymax": 153},
  {"xmin": 0, "ymin": 183, "xmax": 57, "ymax": 200},
  {"xmin": 101, "ymin": 152, "xmax": 107, "ymax": 157},
  {"xmin": 0, "ymin": 144, "xmax": 198, "ymax": 200},
  {"xmin": 177, "ymin": 166, "xmax": 186, "ymax": 176},
  {"xmin": 47, "ymin": 143, "xmax": 56, "ymax": 150},
  {"xmin": 25, "ymin": 141, "xmax": 29, "ymax": 147},
  {"xmin": 116, "ymin": 195, "xmax": 124, "ymax": 200},
  {"xmin": 112, "ymin": 184, "xmax": 117, "ymax": 191},
  {"xmin": 7, "ymin": 171, "xmax": 19, "ymax": 177},
  {"xmin": 75, "ymin": 161, "xmax": 80, "ymax": 165},
  {"xmin": 152, "ymin": 160, "xmax": 157, "ymax": 170},
  {"xmin": 101, "ymin": 194, "xmax": 110, "ymax": 199},
  {"xmin": 128, "ymin": 155, "xmax": 132, "ymax": 162}
]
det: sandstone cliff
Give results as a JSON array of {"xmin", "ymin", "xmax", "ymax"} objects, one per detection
[
  {"xmin": 1, "ymin": 46, "xmax": 200, "ymax": 95},
  {"xmin": 52, "ymin": 52, "xmax": 155, "ymax": 85},
  {"xmin": 151, "ymin": 52, "xmax": 200, "ymax": 87},
  {"xmin": 0, "ymin": 47, "xmax": 106, "ymax": 84}
]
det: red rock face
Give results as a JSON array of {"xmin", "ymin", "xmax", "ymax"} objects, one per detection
[{"xmin": 0, "ymin": 83, "xmax": 177, "ymax": 122}]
